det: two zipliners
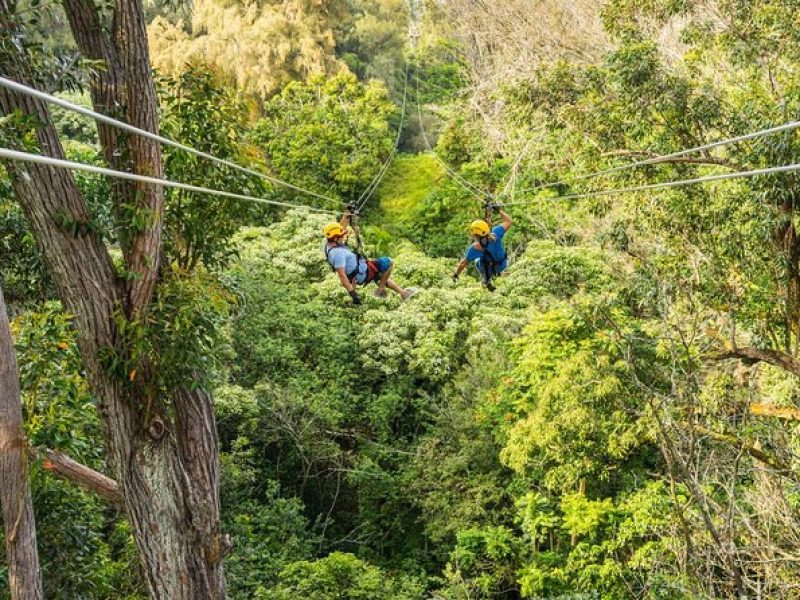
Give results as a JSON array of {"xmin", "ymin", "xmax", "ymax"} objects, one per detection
[
  {"xmin": 323, "ymin": 205, "xmax": 511, "ymax": 302},
  {"xmin": 323, "ymin": 209, "xmax": 419, "ymax": 305},
  {"xmin": 452, "ymin": 206, "xmax": 512, "ymax": 292}
]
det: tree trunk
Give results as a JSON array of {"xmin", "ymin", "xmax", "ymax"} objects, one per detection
[
  {"xmin": 0, "ymin": 1, "xmax": 227, "ymax": 597},
  {"xmin": 0, "ymin": 284, "xmax": 43, "ymax": 600}
]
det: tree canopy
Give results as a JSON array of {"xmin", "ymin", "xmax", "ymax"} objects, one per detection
[{"xmin": 5, "ymin": 0, "xmax": 800, "ymax": 599}]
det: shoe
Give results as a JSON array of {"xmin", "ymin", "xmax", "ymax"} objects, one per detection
[
  {"xmin": 401, "ymin": 287, "xmax": 419, "ymax": 301},
  {"xmin": 374, "ymin": 288, "xmax": 388, "ymax": 298}
]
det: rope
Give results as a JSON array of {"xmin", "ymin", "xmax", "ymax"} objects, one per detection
[
  {"xmin": 409, "ymin": 72, "xmax": 468, "ymax": 101},
  {"xmin": 0, "ymin": 76, "xmax": 342, "ymax": 207},
  {"xmin": 495, "ymin": 135, "xmax": 537, "ymax": 200},
  {"xmin": 413, "ymin": 79, "xmax": 546, "ymax": 204},
  {"xmin": 0, "ymin": 148, "xmax": 339, "ymax": 214},
  {"xmin": 502, "ymin": 161, "xmax": 800, "ymax": 206},
  {"xmin": 414, "ymin": 78, "xmax": 488, "ymax": 200},
  {"xmin": 355, "ymin": 62, "xmax": 411, "ymax": 212},
  {"xmin": 514, "ymin": 118, "xmax": 800, "ymax": 196}
]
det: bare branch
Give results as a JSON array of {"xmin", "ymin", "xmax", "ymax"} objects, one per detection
[
  {"xmin": 34, "ymin": 447, "xmax": 122, "ymax": 505},
  {"xmin": 688, "ymin": 424, "xmax": 792, "ymax": 475},
  {"xmin": 708, "ymin": 347, "xmax": 800, "ymax": 377}
]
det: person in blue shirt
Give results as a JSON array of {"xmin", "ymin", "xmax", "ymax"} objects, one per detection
[
  {"xmin": 323, "ymin": 211, "xmax": 419, "ymax": 305},
  {"xmin": 452, "ymin": 207, "xmax": 512, "ymax": 292}
]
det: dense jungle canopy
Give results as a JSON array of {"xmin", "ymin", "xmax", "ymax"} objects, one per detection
[{"xmin": 3, "ymin": 0, "xmax": 800, "ymax": 598}]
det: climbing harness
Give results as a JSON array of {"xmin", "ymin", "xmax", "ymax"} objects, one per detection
[
  {"xmin": 323, "ymin": 205, "xmax": 382, "ymax": 285},
  {"xmin": 324, "ymin": 242, "xmax": 362, "ymax": 282},
  {"xmin": 476, "ymin": 239, "xmax": 501, "ymax": 292},
  {"xmin": 472, "ymin": 201, "xmax": 506, "ymax": 292}
]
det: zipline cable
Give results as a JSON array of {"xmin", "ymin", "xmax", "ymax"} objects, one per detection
[
  {"xmin": 495, "ymin": 135, "xmax": 537, "ymax": 200},
  {"xmin": 0, "ymin": 76, "xmax": 342, "ymax": 207},
  {"xmin": 408, "ymin": 72, "xmax": 468, "ymax": 101},
  {"xmin": 502, "ymin": 161, "xmax": 800, "ymax": 206},
  {"xmin": 0, "ymin": 147, "xmax": 339, "ymax": 214},
  {"xmin": 355, "ymin": 62, "xmax": 411, "ymax": 212},
  {"xmin": 414, "ymin": 78, "xmax": 488, "ymax": 200},
  {"xmin": 413, "ymin": 79, "xmax": 548, "ymax": 205},
  {"xmin": 514, "ymin": 118, "xmax": 800, "ymax": 196}
]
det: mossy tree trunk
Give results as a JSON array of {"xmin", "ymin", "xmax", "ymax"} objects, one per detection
[
  {"xmin": 0, "ymin": 284, "xmax": 43, "ymax": 600},
  {"xmin": 0, "ymin": 0, "xmax": 228, "ymax": 596}
]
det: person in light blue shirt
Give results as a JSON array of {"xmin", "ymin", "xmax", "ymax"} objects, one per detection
[
  {"xmin": 452, "ymin": 208, "xmax": 512, "ymax": 292},
  {"xmin": 322, "ymin": 211, "xmax": 419, "ymax": 305}
]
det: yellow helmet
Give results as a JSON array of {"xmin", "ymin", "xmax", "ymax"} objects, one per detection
[
  {"xmin": 469, "ymin": 220, "xmax": 490, "ymax": 237},
  {"xmin": 323, "ymin": 222, "xmax": 345, "ymax": 239}
]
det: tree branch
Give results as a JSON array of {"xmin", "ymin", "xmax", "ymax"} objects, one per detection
[
  {"xmin": 33, "ymin": 447, "xmax": 123, "ymax": 505},
  {"xmin": 749, "ymin": 403, "xmax": 800, "ymax": 422},
  {"xmin": 708, "ymin": 347, "xmax": 800, "ymax": 377},
  {"xmin": 688, "ymin": 424, "xmax": 791, "ymax": 475}
]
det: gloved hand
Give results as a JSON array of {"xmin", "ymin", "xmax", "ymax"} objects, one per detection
[
  {"xmin": 490, "ymin": 202, "xmax": 504, "ymax": 210},
  {"xmin": 349, "ymin": 289, "xmax": 362, "ymax": 305},
  {"xmin": 452, "ymin": 271, "xmax": 460, "ymax": 282}
]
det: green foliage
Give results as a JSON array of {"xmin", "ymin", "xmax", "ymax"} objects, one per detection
[
  {"xmin": 147, "ymin": 0, "xmax": 348, "ymax": 99},
  {"xmin": 50, "ymin": 90, "xmax": 98, "ymax": 145},
  {"xmin": 376, "ymin": 153, "xmax": 443, "ymax": 227},
  {"xmin": 221, "ymin": 459, "xmax": 316, "ymax": 599},
  {"xmin": 7, "ymin": 305, "xmax": 144, "ymax": 599},
  {"xmin": 435, "ymin": 118, "xmax": 484, "ymax": 167},
  {"xmin": 62, "ymin": 141, "xmax": 114, "ymax": 239},
  {"xmin": 28, "ymin": 473, "xmax": 144, "ymax": 599},
  {"xmin": 442, "ymin": 526, "xmax": 524, "ymax": 597},
  {"xmin": 12, "ymin": 3, "xmax": 800, "ymax": 597},
  {"xmin": 102, "ymin": 267, "xmax": 235, "ymax": 392},
  {"xmin": 0, "ymin": 0, "xmax": 83, "ymax": 94},
  {"xmin": 257, "ymin": 552, "xmax": 424, "ymax": 600},
  {"xmin": 12, "ymin": 305, "xmax": 102, "ymax": 459},
  {"xmin": 498, "ymin": 295, "xmax": 656, "ymax": 492},
  {"xmin": 0, "ymin": 141, "xmax": 111, "ymax": 309},
  {"xmin": 381, "ymin": 152, "xmax": 534, "ymax": 258},
  {"xmin": 335, "ymin": 0, "xmax": 408, "ymax": 91},
  {"xmin": 0, "ymin": 196, "xmax": 52, "ymax": 307},
  {"xmin": 408, "ymin": 39, "xmax": 469, "ymax": 105},
  {"xmin": 400, "ymin": 180, "xmax": 483, "ymax": 257},
  {"xmin": 158, "ymin": 66, "xmax": 268, "ymax": 269},
  {"xmin": 251, "ymin": 73, "xmax": 397, "ymax": 206}
]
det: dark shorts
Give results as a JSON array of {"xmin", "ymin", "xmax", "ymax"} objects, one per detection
[{"xmin": 364, "ymin": 256, "xmax": 392, "ymax": 284}]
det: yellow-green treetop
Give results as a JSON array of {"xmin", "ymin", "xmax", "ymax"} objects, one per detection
[{"xmin": 148, "ymin": 0, "xmax": 349, "ymax": 99}]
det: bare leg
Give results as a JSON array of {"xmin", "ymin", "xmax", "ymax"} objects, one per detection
[
  {"xmin": 386, "ymin": 278, "xmax": 405, "ymax": 295},
  {"xmin": 376, "ymin": 260, "xmax": 394, "ymax": 293},
  {"xmin": 377, "ymin": 260, "xmax": 420, "ymax": 300}
]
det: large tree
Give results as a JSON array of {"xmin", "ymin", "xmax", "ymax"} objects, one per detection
[
  {"xmin": 0, "ymin": 283, "xmax": 43, "ymax": 600},
  {"xmin": 0, "ymin": 0, "xmax": 228, "ymax": 597}
]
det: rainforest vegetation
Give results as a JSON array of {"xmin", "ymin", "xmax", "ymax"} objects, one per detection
[{"xmin": 3, "ymin": 0, "xmax": 800, "ymax": 598}]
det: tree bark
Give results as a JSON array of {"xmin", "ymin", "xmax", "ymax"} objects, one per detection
[
  {"xmin": 688, "ymin": 424, "xmax": 791, "ymax": 474},
  {"xmin": 709, "ymin": 346, "xmax": 800, "ymax": 377},
  {"xmin": 0, "ymin": 284, "xmax": 43, "ymax": 600},
  {"xmin": 62, "ymin": 0, "xmax": 164, "ymax": 313},
  {"xmin": 0, "ymin": 1, "xmax": 227, "ymax": 597},
  {"xmin": 37, "ymin": 448, "xmax": 123, "ymax": 505}
]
